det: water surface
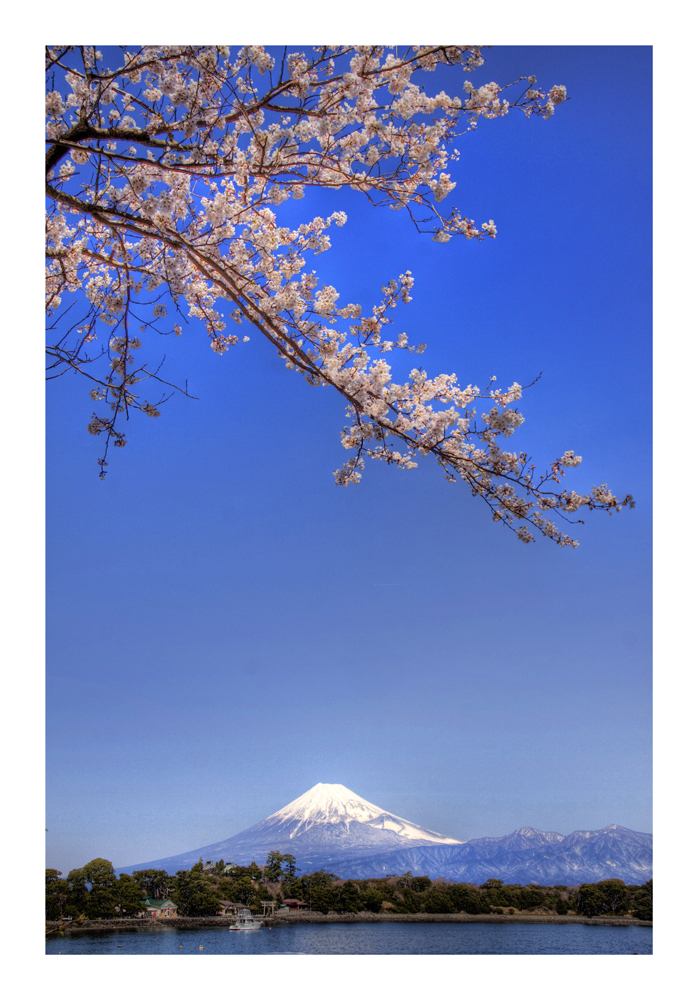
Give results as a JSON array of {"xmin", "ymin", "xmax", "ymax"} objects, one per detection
[{"xmin": 46, "ymin": 922, "xmax": 652, "ymax": 955}]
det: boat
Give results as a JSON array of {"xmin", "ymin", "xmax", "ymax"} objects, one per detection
[{"xmin": 229, "ymin": 907, "xmax": 263, "ymax": 931}]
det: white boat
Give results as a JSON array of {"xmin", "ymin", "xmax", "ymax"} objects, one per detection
[{"xmin": 229, "ymin": 907, "xmax": 263, "ymax": 931}]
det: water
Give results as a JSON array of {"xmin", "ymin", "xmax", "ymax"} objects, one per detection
[{"xmin": 46, "ymin": 922, "xmax": 652, "ymax": 955}]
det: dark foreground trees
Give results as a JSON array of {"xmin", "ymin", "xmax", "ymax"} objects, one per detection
[
  {"xmin": 46, "ymin": 859, "xmax": 146, "ymax": 919},
  {"xmin": 46, "ymin": 855, "xmax": 653, "ymax": 921}
]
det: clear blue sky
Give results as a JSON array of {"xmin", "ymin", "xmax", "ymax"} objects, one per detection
[{"xmin": 45, "ymin": 46, "xmax": 652, "ymax": 874}]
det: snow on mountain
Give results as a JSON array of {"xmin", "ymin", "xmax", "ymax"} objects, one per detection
[
  {"xmin": 334, "ymin": 825, "xmax": 653, "ymax": 885},
  {"xmin": 118, "ymin": 783, "xmax": 461, "ymax": 875},
  {"xmin": 117, "ymin": 783, "xmax": 652, "ymax": 885},
  {"xmin": 260, "ymin": 783, "xmax": 461, "ymax": 844}
]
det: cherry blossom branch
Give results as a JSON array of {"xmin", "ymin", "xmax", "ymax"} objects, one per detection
[{"xmin": 44, "ymin": 44, "xmax": 630, "ymax": 543}]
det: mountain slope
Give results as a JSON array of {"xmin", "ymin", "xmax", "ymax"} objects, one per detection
[
  {"xmin": 119, "ymin": 783, "xmax": 461, "ymax": 875},
  {"xmin": 334, "ymin": 824, "xmax": 653, "ymax": 885},
  {"xmin": 117, "ymin": 784, "xmax": 652, "ymax": 885}
]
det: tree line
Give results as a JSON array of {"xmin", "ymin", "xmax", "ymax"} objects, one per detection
[{"xmin": 46, "ymin": 851, "xmax": 652, "ymax": 921}]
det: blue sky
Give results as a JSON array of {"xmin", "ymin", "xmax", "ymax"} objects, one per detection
[{"xmin": 45, "ymin": 46, "xmax": 652, "ymax": 873}]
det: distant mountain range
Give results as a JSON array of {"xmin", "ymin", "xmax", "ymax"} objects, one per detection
[
  {"xmin": 118, "ymin": 783, "xmax": 652, "ymax": 885},
  {"xmin": 334, "ymin": 824, "xmax": 653, "ymax": 885}
]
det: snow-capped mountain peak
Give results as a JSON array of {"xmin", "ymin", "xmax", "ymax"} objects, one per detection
[
  {"xmin": 117, "ymin": 784, "xmax": 651, "ymax": 883},
  {"xmin": 265, "ymin": 783, "xmax": 461, "ymax": 845}
]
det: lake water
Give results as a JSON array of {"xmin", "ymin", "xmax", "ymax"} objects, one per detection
[{"xmin": 46, "ymin": 922, "xmax": 652, "ymax": 955}]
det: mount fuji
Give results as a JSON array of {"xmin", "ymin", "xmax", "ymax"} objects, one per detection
[
  {"xmin": 119, "ymin": 783, "xmax": 461, "ymax": 875},
  {"xmin": 118, "ymin": 783, "xmax": 652, "ymax": 884}
]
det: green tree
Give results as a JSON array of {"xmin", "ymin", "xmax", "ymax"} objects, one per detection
[
  {"xmin": 132, "ymin": 869, "xmax": 172, "ymax": 900},
  {"xmin": 264, "ymin": 851, "xmax": 285, "ymax": 882},
  {"xmin": 598, "ymin": 879, "xmax": 629, "ymax": 915},
  {"xmin": 410, "ymin": 876, "xmax": 432, "ymax": 893},
  {"xmin": 282, "ymin": 876, "xmax": 306, "ymax": 901},
  {"xmin": 481, "ymin": 878, "xmax": 513, "ymax": 908},
  {"xmin": 233, "ymin": 876, "xmax": 256, "ymax": 906},
  {"xmin": 303, "ymin": 870, "xmax": 338, "ymax": 913},
  {"xmin": 337, "ymin": 881, "xmax": 362, "ymax": 914},
  {"xmin": 632, "ymin": 880, "xmax": 652, "ymax": 921},
  {"xmin": 46, "ymin": 869, "xmax": 70, "ymax": 920},
  {"xmin": 481, "ymin": 878, "xmax": 504, "ymax": 891},
  {"xmin": 281, "ymin": 854, "xmax": 298, "ymax": 880},
  {"xmin": 306, "ymin": 883, "xmax": 337, "ymax": 914},
  {"xmin": 361, "ymin": 888, "xmax": 384, "ymax": 913},
  {"xmin": 518, "ymin": 887, "xmax": 545, "ymax": 911},
  {"xmin": 82, "ymin": 858, "xmax": 118, "ymax": 919},
  {"xmin": 65, "ymin": 867, "xmax": 89, "ymax": 918},
  {"xmin": 422, "ymin": 886, "xmax": 456, "ymax": 914},
  {"xmin": 218, "ymin": 877, "xmax": 238, "ymax": 900},
  {"xmin": 577, "ymin": 880, "xmax": 629, "ymax": 917},
  {"xmin": 576, "ymin": 884, "xmax": 604, "ymax": 917},
  {"xmin": 171, "ymin": 868, "xmax": 220, "ymax": 916},
  {"xmin": 450, "ymin": 884, "xmax": 489, "ymax": 915},
  {"xmin": 115, "ymin": 874, "xmax": 147, "ymax": 917}
]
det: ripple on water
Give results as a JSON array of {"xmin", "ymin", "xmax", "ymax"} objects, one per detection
[{"xmin": 46, "ymin": 921, "xmax": 652, "ymax": 956}]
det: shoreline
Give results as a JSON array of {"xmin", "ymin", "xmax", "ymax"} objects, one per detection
[{"xmin": 46, "ymin": 912, "xmax": 652, "ymax": 935}]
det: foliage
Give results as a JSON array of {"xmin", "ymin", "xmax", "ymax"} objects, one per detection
[
  {"xmin": 336, "ymin": 880, "xmax": 362, "ymax": 913},
  {"xmin": 410, "ymin": 876, "xmax": 432, "ymax": 893},
  {"xmin": 360, "ymin": 887, "xmax": 384, "ymax": 913},
  {"xmin": 44, "ymin": 44, "xmax": 633, "ymax": 544},
  {"xmin": 280, "ymin": 854, "xmax": 298, "ymax": 880},
  {"xmin": 421, "ymin": 884, "xmax": 456, "ymax": 914},
  {"xmin": 115, "ymin": 874, "xmax": 147, "ymax": 916},
  {"xmin": 576, "ymin": 879, "xmax": 630, "ymax": 918},
  {"xmin": 632, "ymin": 880, "xmax": 652, "ymax": 922},
  {"xmin": 131, "ymin": 868, "xmax": 172, "ymax": 900},
  {"xmin": 517, "ymin": 887, "xmax": 546, "ymax": 911},
  {"xmin": 46, "ymin": 852, "xmax": 652, "ymax": 922},
  {"xmin": 450, "ymin": 883, "xmax": 490, "ymax": 914},
  {"xmin": 64, "ymin": 867, "xmax": 90, "ymax": 918},
  {"xmin": 170, "ymin": 868, "xmax": 220, "ymax": 916},
  {"xmin": 45, "ymin": 869, "xmax": 71, "ymax": 920},
  {"xmin": 82, "ymin": 858, "xmax": 119, "ymax": 919},
  {"xmin": 264, "ymin": 850, "xmax": 284, "ymax": 881}
]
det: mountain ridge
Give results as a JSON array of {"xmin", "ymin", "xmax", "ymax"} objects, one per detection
[
  {"xmin": 334, "ymin": 824, "xmax": 653, "ymax": 884},
  {"xmin": 115, "ymin": 783, "xmax": 651, "ymax": 885},
  {"xmin": 118, "ymin": 783, "xmax": 461, "ymax": 875}
]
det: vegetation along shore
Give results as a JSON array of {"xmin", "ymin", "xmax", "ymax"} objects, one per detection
[{"xmin": 46, "ymin": 852, "xmax": 652, "ymax": 932}]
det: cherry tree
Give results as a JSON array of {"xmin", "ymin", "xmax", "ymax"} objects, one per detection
[{"xmin": 45, "ymin": 44, "xmax": 634, "ymax": 545}]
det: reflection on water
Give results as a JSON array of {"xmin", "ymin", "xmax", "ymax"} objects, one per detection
[{"xmin": 46, "ymin": 921, "xmax": 652, "ymax": 956}]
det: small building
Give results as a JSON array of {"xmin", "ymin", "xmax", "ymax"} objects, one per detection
[
  {"xmin": 217, "ymin": 901, "xmax": 253, "ymax": 916},
  {"xmin": 141, "ymin": 897, "xmax": 178, "ymax": 918},
  {"xmin": 281, "ymin": 899, "xmax": 308, "ymax": 910}
]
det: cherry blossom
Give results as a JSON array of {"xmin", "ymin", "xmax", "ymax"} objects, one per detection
[{"xmin": 45, "ymin": 45, "xmax": 633, "ymax": 545}]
